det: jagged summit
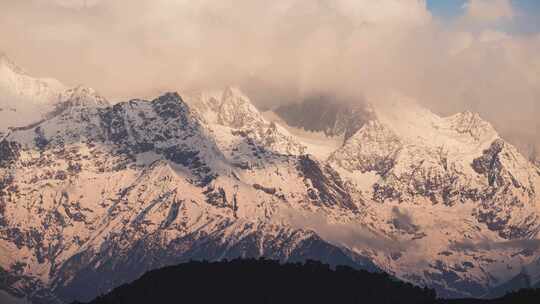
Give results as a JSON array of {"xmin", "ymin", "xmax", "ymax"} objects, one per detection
[
  {"xmin": 184, "ymin": 87, "xmax": 307, "ymax": 156},
  {"xmin": 182, "ymin": 87, "xmax": 263, "ymax": 128},
  {"xmin": 58, "ymin": 85, "xmax": 110, "ymax": 108},
  {"xmin": 445, "ymin": 111, "xmax": 497, "ymax": 141},
  {"xmin": 222, "ymin": 86, "xmax": 249, "ymax": 101},
  {"xmin": 154, "ymin": 91, "xmax": 182, "ymax": 102},
  {"xmin": 218, "ymin": 86, "xmax": 267, "ymax": 129}
]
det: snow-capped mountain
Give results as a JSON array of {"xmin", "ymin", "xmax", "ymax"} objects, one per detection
[
  {"xmin": 1, "ymin": 56, "xmax": 540, "ymax": 303},
  {"xmin": 0, "ymin": 87, "xmax": 375, "ymax": 303},
  {"xmin": 327, "ymin": 95, "xmax": 540, "ymax": 297}
]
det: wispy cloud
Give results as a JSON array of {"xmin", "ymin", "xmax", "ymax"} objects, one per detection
[
  {"xmin": 391, "ymin": 207, "xmax": 419, "ymax": 234},
  {"xmin": 451, "ymin": 238, "xmax": 540, "ymax": 252},
  {"xmin": 280, "ymin": 208, "xmax": 411, "ymax": 253},
  {"xmin": 464, "ymin": 0, "xmax": 515, "ymax": 23}
]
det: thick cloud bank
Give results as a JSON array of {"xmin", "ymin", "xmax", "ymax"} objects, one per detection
[{"xmin": 0, "ymin": 0, "xmax": 539, "ymax": 152}]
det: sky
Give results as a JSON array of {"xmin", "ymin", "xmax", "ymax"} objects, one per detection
[
  {"xmin": 427, "ymin": 0, "xmax": 540, "ymax": 33},
  {"xmin": 427, "ymin": 0, "xmax": 540, "ymax": 19},
  {"xmin": 0, "ymin": 0, "xmax": 539, "ymax": 153},
  {"xmin": 427, "ymin": 0, "xmax": 469, "ymax": 20}
]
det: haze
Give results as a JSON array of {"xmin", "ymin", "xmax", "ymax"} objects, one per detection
[{"xmin": 0, "ymin": 0, "xmax": 539, "ymax": 154}]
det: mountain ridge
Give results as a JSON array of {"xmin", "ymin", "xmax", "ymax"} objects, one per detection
[{"xmin": 0, "ymin": 56, "xmax": 539, "ymax": 303}]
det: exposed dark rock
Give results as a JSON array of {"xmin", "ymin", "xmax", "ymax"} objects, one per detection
[
  {"xmin": 472, "ymin": 139, "xmax": 505, "ymax": 187},
  {"xmin": 34, "ymin": 127, "xmax": 49, "ymax": 150},
  {"xmin": 253, "ymin": 183, "xmax": 277, "ymax": 195},
  {"xmin": 99, "ymin": 104, "xmax": 129, "ymax": 145},
  {"xmin": 0, "ymin": 140, "xmax": 20, "ymax": 167},
  {"xmin": 297, "ymin": 155, "xmax": 357, "ymax": 211}
]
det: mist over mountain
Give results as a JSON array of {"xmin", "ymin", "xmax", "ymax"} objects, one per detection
[
  {"xmin": 274, "ymin": 94, "xmax": 374, "ymax": 142},
  {"xmin": 1, "ymin": 0, "xmax": 539, "ymax": 157},
  {"xmin": 0, "ymin": 1, "xmax": 539, "ymax": 304}
]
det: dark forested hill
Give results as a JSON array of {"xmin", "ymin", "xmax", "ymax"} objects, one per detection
[
  {"xmin": 76, "ymin": 259, "xmax": 540, "ymax": 304},
  {"xmin": 440, "ymin": 289, "xmax": 540, "ymax": 304},
  {"xmin": 77, "ymin": 259, "xmax": 436, "ymax": 304}
]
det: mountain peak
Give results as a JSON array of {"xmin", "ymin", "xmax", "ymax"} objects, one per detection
[
  {"xmin": 43, "ymin": 85, "xmax": 110, "ymax": 120},
  {"xmin": 154, "ymin": 91, "xmax": 182, "ymax": 103},
  {"xmin": 218, "ymin": 87, "xmax": 266, "ymax": 129},
  {"xmin": 151, "ymin": 91, "xmax": 189, "ymax": 112},
  {"xmin": 150, "ymin": 91, "xmax": 198, "ymax": 123},
  {"xmin": 446, "ymin": 110, "xmax": 496, "ymax": 141},
  {"xmin": 58, "ymin": 85, "xmax": 109, "ymax": 108},
  {"xmin": 222, "ymin": 86, "xmax": 249, "ymax": 101}
]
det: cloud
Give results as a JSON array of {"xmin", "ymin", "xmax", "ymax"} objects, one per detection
[
  {"xmin": 391, "ymin": 207, "xmax": 419, "ymax": 234},
  {"xmin": 463, "ymin": 0, "xmax": 515, "ymax": 23},
  {"xmin": 280, "ymin": 208, "xmax": 410, "ymax": 253},
  {"xmin": 38, "ymin": 0, "xmax": 101, "ymax": 9},
  {"xmin": 450, "ymin": 238, "xmax": 540, "ymax": 252},
  {"xmin": 0, "ymin": 0, "xmax": 538, "ymax": 154},
  {"xmin": 0, "ymin": 0, "xmax": 431, "ymax": 99}
]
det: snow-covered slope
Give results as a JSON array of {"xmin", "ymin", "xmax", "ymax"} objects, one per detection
[
  {"xmin": 0, "ymin": 89, "xmax": 376, "ymax": 303},
  {"xmin": 0, "ymin": 53, "xmax": 66, "ymax": 133},
  {"xmin": 1, "ymin": 60, "xmax": 539, "ymax": 303}
]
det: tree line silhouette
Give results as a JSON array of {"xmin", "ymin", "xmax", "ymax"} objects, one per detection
[
  {"xmin": 75, "ymin": 258, "xmax": 540, "ymax": 304},
  {"xmin": 76, "ymin": 258, "xmax": 435, "ymax": 304},
  {"xmin": 440, "ymin": 288, "xmax": 540, "ymax": 304}
]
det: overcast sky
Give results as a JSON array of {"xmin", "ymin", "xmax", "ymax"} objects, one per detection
[{"xmin": 0, "ymin": 0, "xmax": 539, "ymax": 149}]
